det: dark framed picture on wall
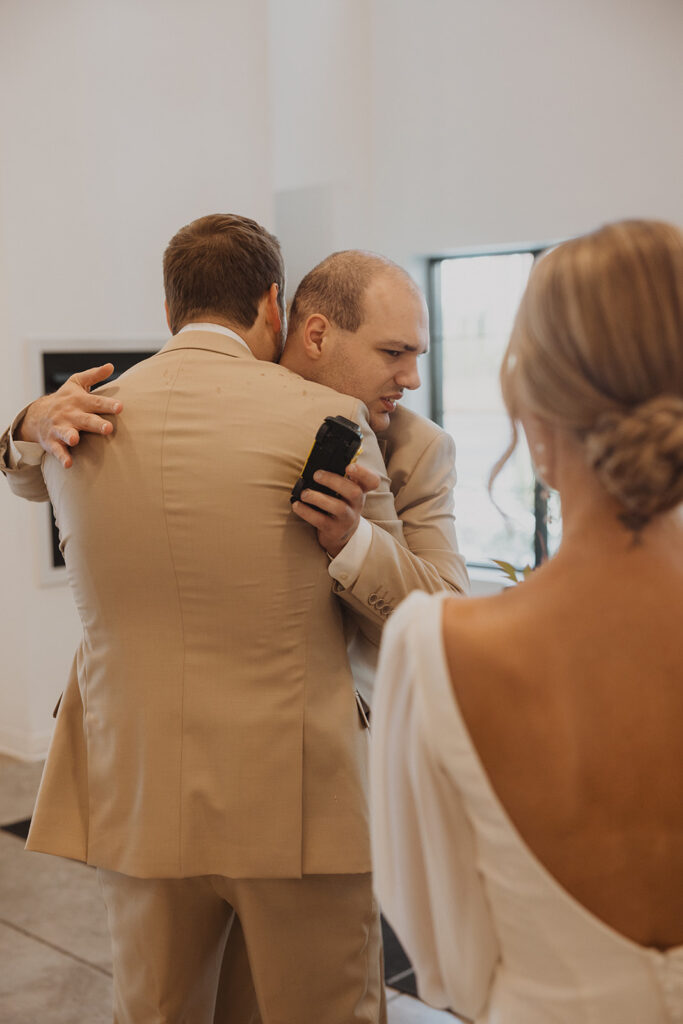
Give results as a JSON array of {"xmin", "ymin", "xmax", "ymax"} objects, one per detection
[{"xmin": 29, "ymin": 341, "xmax": 161, "ymax": 581}]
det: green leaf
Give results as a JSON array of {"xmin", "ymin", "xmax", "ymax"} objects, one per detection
[
  {"xmin": 490, "ymin": 559, "xmax": 521, "ymax": 584},
  {"xmin": 490, "ymin": 559, "xmax": 534, "ymax": 585}
]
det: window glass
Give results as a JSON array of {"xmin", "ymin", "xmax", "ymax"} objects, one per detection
[{"xmin": 438, "ymin": 252, "xmax": 560, "ymax": 568}]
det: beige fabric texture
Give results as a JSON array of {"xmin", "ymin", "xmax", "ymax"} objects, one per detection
[
  {"xmin": 1, "ymin": 331, "xmax": 461, "ymax": 880},
  {"xmin": 343, "ymin": 404, "xmax": 469, "ymax": 702},
  {"xmin": 98, "ymin": 868, "xmax": 385, "ymax": 1024}
]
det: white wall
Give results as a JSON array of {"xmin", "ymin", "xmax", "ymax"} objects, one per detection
[
  {"xmin": 369, "ymin": 0, "xmax": 683, "ymax": 262},
  {"xmin": 0, "ymin": 0, "xmax": 273, "ymax": 758},
  {"xmin": 2, "ymin": 0, "xmax": 683, "ymax": 757},
  {"xmin": 272, "ymin": 0, "xmax": 683, "ymax": 419},
  {"xmin": 270, "ymin": 0, "xmax": 374, "ymax": 291}
]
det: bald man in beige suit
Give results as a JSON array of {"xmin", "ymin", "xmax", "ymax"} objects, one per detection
[
  {"xmin": 279, "ymin": 251, "xmax": 468, "ymax": 706},
  {"xmin": 1, "ymin": 219, "xmax": 467, "ymax": 1023}
]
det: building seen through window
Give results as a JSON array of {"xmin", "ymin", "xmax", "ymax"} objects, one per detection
[{"xmin": 430, "ymin": 251, "xmax": 562, "ymax": 570}]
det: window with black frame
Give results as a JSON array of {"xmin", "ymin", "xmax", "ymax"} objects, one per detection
[{"xmin": 428, "ymin": 250, "xmax": 561, "ymax": 571}]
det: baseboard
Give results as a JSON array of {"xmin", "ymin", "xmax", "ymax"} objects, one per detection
[{"xmin": 0, "ymin": 726, "xmax": 52, "ymax": 762}]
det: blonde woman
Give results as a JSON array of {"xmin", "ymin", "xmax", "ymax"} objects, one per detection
[{"xmin": 371, "ymin": 220, "xmax": 683, "ymax": 1023}]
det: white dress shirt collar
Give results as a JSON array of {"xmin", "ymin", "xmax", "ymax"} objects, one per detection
[{"xmin": 176, "ymin": 322, "xmax": 250, "ymax": 353}]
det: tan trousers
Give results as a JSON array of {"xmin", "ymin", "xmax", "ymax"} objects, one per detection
[
  {"xmin": 213, "ymin": 907, "xmax": 387, "ymax": 1024},
  {"xmin": 98, "ymin": 869, "xmax": 387, "ymax": 1024}
]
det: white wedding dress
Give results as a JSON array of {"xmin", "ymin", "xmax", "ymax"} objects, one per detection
[{"xmin": 371, "ymin": 591, "xmax": 683, "ymax": 1023}]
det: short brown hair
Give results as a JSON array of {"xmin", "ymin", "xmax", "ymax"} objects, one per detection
[
  {"xmin": 163, "ymin": 214, "xmax": 284, "ymax": 334},
  {"xmin": 288, "ymin": 250, "xmax": 414, "ymax": 336}
]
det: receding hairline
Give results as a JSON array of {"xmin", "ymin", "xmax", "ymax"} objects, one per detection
[
  {"xmin": 288, "ymin": 249, "xmax": 423, "ymax": 336},
  {"xmin": 318, "ymin": 249, "xmax": 421, "ymax": 297}
]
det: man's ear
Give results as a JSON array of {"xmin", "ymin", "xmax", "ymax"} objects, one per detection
[
  {"xmin": 265, "ymin": 283, "xmax": 282, "ymax": 334},
  {"xmin": 302, "ymin": 314, "xmax": 330, "ymax": 361},
  {"xmin": 164, "ymin": 300, "xmax": 172, "ymax": 332}
]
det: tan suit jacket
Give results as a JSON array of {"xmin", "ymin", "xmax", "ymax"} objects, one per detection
[
  {"xmin": 345, "ymin": 404, "xmax": 468, "ymax": 619},
  {"xmin": 340, "ymin": 405, "xmax": 469, "ymax": 701},
  {"xmin": 0, "ymin": 331, "xmax": 459, "ymax": 881}
]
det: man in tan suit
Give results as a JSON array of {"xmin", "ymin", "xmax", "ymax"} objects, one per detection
[
  {"xmin": 12, "ymin": 250, "xmax": 469, "ymax": 703},
  {"xmin": 1, "ymin": 218, "xmax": 465, "ymax": 1023},
  {"xmin": 280, "ymin": 250, "xmax": 468, "ymax": 703},
  {"xmin": 216, "ymin": 250, "xmax": 470, "ymax": 1021}
]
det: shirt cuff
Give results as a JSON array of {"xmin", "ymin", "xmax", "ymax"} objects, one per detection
[
  {"xmin": 7, "ymin": 411, "xmax": 43, "ymax": 469},
  {"xmin": 328, "ymin": 516, "xmax": 373, "ymax": 589}
]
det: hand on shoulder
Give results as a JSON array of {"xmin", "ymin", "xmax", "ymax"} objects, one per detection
[{"xmin": 16, "ymin": 364, "xmax": 122, "ymax": 468}]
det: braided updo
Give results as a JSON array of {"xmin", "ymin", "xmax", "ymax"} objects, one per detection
[{"xmin": 498, "ymin": 219, "xmax": 683, "ymax": 529}]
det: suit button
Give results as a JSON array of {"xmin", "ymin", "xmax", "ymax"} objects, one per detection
[{"xmin": 368, "ymin": 594, "xmax": 379, "ymax": 606}]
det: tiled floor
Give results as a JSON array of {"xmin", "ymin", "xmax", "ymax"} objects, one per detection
[{"xmin": 0, "ymin": 754, "xmax": 454, "ymax": 1023}]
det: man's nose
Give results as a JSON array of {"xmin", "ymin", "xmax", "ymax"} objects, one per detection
[{"xmin": 396, "ymin": 361, "xmax": 421, "ymax": 391}]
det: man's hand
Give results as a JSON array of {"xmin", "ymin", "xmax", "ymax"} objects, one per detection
[
  {"xmin": 292, "ymin": 462, "xmax": 380, "ymax": 558},
  {"xmin": 15, "ymin": 364, "xmax": 123, "ymax": 468}
]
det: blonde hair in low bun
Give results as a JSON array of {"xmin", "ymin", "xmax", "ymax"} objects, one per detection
[
  {"xmin": 584, "ymin": 396, "xmax": 683, "ymax": 529},
  {"xmin": 495, "ymin": 219, "xmax": 683, "ymax": 526}
]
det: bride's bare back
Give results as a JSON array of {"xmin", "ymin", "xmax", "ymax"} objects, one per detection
[{"xmin": 443, "ymin": 514, "xmax": 683, "ymax": 950}]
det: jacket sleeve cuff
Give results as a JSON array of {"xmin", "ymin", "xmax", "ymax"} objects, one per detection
[{"xmin": 5, "ymin": 409, "xmax": 44, "ymax": 469}]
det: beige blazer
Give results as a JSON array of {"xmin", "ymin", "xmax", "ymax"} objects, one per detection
[
  {"xmin": 341, "ymin": 405, "xmax": 469, "ymax": 701},
  {"xmin": 0, "ymin": 331, "xmax": 456, "ymax": 880},
  {"xmin": 341, "ymin": 405, "xmax": 468, "ymax": 618}
]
